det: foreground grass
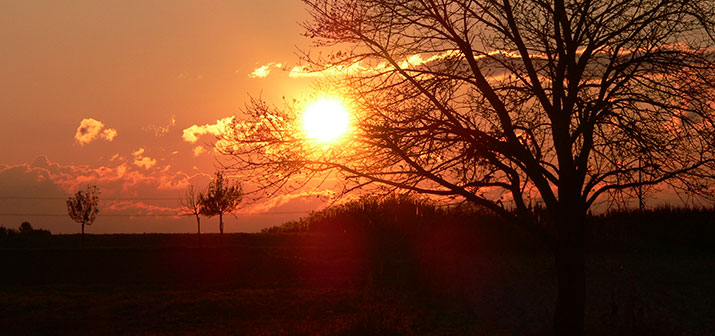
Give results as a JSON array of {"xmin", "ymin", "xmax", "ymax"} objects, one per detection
[
  {"xmin": 2, "ymin": 286, "xmax": 432, "ymax": 336},
  {"xmin": 1, "ymin": 234, "xmax": 713, "ymax": 335}
]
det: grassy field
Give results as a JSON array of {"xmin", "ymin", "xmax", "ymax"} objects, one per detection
[{"xmin": 1, "ymin": 233, "xmax": 713, "ymax": 335}]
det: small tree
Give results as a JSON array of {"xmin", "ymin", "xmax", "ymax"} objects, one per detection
[
  {"xmin": 66, "ymin": 185, "xmax": 100, "ymax": 237},
  {"xmin": 180, "ymin": 184, "xmax": 204, "ymax": 236},
  {"xmin": 200, "ymin": 172, "xmax": 242, "ymax": 234}
]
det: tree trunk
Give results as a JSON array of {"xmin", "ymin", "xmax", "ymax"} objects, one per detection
[
  {"xmin": 553, "ymin": 204, "xmax": 586, "ymax": 336},
  {"xmin": 219, "ymin": 213, "xmax": 224, "ymax": 234},
  {"xmin": 196, "ymin": 215, "xmax": 201, "ymax": 236},
  {"xmin": 81, "ymin": 222, "xmax": 85, "ymax": 247}
]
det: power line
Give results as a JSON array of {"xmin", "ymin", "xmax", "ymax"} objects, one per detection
[
  {"xmin": 0, "ymin": 210, "xmax": 312, "ymax": 217},
  {"xmin": 0, "ymin": 197, "xmax": 181, "ymax": 201},
  {"xmin": 0, "ymin": 213, "xmax": 179, "ymax": 217}
]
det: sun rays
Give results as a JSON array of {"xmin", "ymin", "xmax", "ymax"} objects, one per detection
[{"xmin": 301, "ymin": 98, "xmax": 351, "ymax": 143}]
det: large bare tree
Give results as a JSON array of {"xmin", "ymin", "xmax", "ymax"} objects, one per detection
[{"xmin": 220, "ymin": 0, "xmax": 715, "ymax": 334}]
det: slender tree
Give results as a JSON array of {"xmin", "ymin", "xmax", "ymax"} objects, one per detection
[
  {"xmin": 180, "ymin": 184, "xmax": 204, "ymax": 236},
  {"xmin": 200, "ymin": 172, "xmax": 243, "ymax": 234},
  {"xmin": 66, "ymin": 185, "xmax": 100, "ymax": 237},
  {"xmin": 220, "ymin": 1, "xmax": 715, "ymax": 334}
]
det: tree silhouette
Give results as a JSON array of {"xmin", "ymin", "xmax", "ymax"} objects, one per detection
[
  {"xmin": 200, "ymin": 172, "xmax": 242, "ymax": 234},
  {"xmin": 180, "ymin": 184, "xmax": 204, "ymax": 236},
  {"xmin": 220, "ymin": 1, "xmax": 715, "ymax": 334},
  {"xmin": 18, "ymin": 221, "xmax": 33, "ymax": 234},
  {"xmin": 66, "ymin": 185, "xmax": 100, "ymax": 237},
  {"xmin": 0, "ymin": 226, "xmax": 11, "ymax": 238}
]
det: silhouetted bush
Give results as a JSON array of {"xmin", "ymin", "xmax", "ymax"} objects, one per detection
[
  {"xmin": 264, "ymin": 194, "xmax": 486, "ymax": 233},
  {"xmin": 266, "ymin": 195, "xmax": 438, "ymax": 235},
  {"xmin": 18, "ymin": 222, "xmax": 33, "ymax": 234},
  {"xmin": 261, "ymin": 219, "xmax": 309, "ymax": 233},
  {"xmin": 265, "ymin": 197, "xmax": 715, "ymax": 254},
  {"xmin": 0, "ymin": 226, "xmax": 16, "ymax": 239},
  {"xmin": 15, "ymin": 222, "xmax": 51, "ymax": 237},
  {"xmin": 262, "ymin": 194, "xmax": 545, "ymax": 255},
  {"xmin": 0, "ymin": 223, "xmax": 51, "ymax": 247}
]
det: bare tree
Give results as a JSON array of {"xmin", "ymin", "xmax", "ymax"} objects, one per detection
[
  {"xmin": 180, "ymin": 184, "xmax": 204, "ymax": 236},
  {"xmin": 66, "ymin": 185, "xmax": 100, "ymax": 237},
  {"xmin": 200, "ymin": 171, "xmax": 243, "ymax": 234},
  {"xmin": 220, "ymin": 1, "xmax": 715, "ymax": 334}
]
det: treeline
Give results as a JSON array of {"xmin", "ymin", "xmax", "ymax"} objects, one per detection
[
  {"xmin": 263, "ymin": 195, "xmax": 715, "ymax": 253},
  {"xmin": 589, "ymin": 206, "xmax": 715, "ymax": 251},
  {"xmin": 262, "ymin": 194, "xmax": 542, "ymax": 253},
  {"xmin": 0, "ymin": 222, "xmax": 51, "ymax": 239},
  {"xmin": 262, "ymin": 194, "xmax": 496, "ymax": 234}
]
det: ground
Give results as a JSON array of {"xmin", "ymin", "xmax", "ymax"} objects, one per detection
[{"xmin": 0, "ymin": 233, "xmax": 713, "ymax": 335}]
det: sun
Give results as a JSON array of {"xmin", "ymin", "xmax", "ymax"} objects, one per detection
[{"xmin": 302, "ymin": 98, "xmax": 351, "ymax": 142}]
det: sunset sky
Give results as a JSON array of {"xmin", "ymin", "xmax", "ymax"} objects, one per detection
[{"xmin": 0, "ymin": 1, "xmax": 333, "ymax": 233}]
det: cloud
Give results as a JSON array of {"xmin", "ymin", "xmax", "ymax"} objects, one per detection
[
  {"xmin": 244, "ymin": 189, "xmax": 335, "ymax": 214},
  {"xmin": 134, "ymin": 157, "xmax": 157, "ymax": 170},
  {"xmin": 258, "ymin": 49, "xmax": 532, "ymax": 80},
  {"xmin": 132, "ymin": 148, "xmax": 157, "ymax": 169},
  {"xmin": 144, "ymin": 116, "xmax": 176, "ymax": 137},
  {"xmin": 193, "ymin": 146, "xmax": 205, "ymax": 156},
  {"xmin": 250, "ymin": 50, "xmax": 465, "ymax": 80},
  {"xmin": 264, "ymin": 46, "xmax": 711, "ymax": 83},
  {"xmin": 101, "ymin": 128, "xmax": 118, "ymax": 141},
  {"xmin": 4, "ymin": 156, "xmax": 199, "ymax": 201},
  {"xmin": 0, "ymin": 158, "xmax": 68, "ymax": 198},
  {"xmin": 74, "ymin": 118, "xmax": 118, "ymax": 145},
  {"xmin": 105, "ymin": 200, "xmax": 180, "ymax": 217},
  {"xmin": 288, "ymin": 62, "xmax": 369, "ymax": 78},
  {"xmin": 177, "ymin": 72, "xmax": 204, "ymax": 80},
  {"xmin": 181, "ymin": 116, "xmax": 235, "ymax": 143},
  {"xmin": 249, "ymin": 62, "xmax": 283, "ymax": 78}
]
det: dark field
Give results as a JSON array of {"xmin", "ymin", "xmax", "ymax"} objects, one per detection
[{"xmin": 1, "ymin": 233, "xmax": 714, "ymax": 335}]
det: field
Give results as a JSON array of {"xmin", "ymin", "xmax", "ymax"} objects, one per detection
[{"xmin": 1, "ymin": 232, "xmax": 713, "ymax": 335}]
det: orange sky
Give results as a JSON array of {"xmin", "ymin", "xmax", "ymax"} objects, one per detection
[{"xmin": 0, "ymin": 1, "xmax": 335, "ymax": 233}]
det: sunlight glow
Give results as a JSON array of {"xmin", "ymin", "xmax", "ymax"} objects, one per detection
[{"xmin": 302, "ymin": 99, "xmax": 351, "ymax": 143}]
